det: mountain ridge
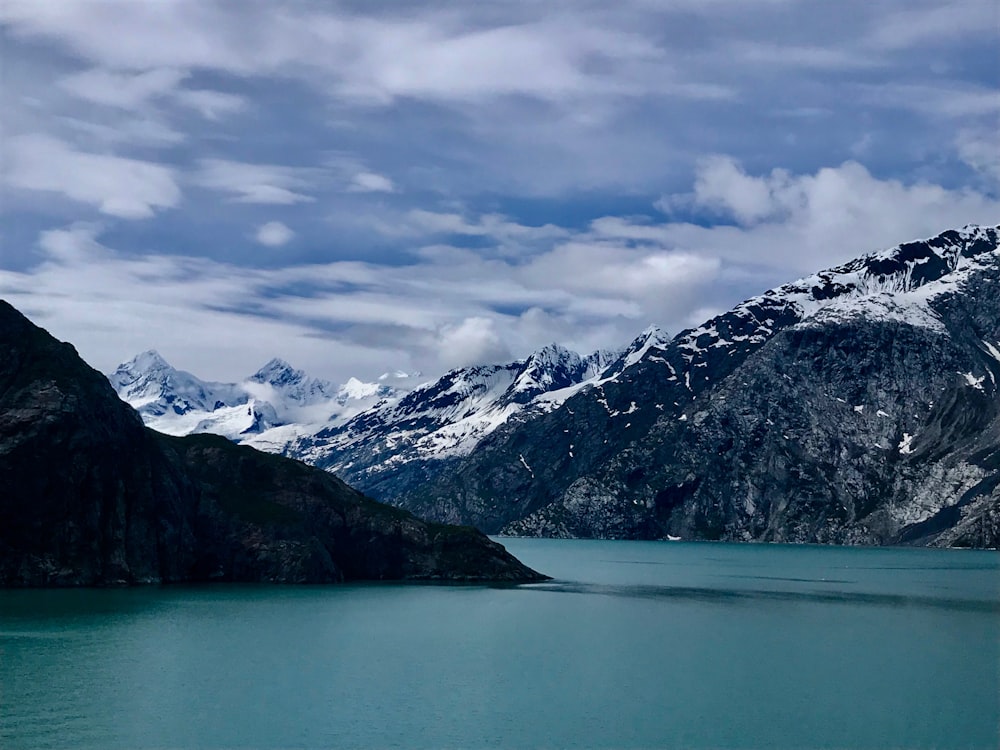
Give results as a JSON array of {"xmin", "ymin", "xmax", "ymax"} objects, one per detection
[
  {"xmin": 105, "ymin": 224, "xmax": 1000, "ymax": 548},
  {"xmin": 429, "ymin": 224, "xmax": 1000, "ymax": 545}
]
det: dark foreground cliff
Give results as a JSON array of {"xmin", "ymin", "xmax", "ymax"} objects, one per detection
[{"xmin": 0, "ymin": 301, "xmax": 544, "ymax": 586}]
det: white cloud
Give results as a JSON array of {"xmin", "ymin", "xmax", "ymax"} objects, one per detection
[
  {"xmin": 254, "ymin": 221, "xmax": 295, "ymax": 247},
  {"xmin": 5, "ymin": 148, "xmax": 998, "ymax": 384},
  {"xmin": 436, "ymin": 317, "xmax": 510, "ymax": 369},
  {"xmin": 956, "ymin": 127, "xmax": 1000, "ymax": 185},
  {"xmin": 2, "ymin": 0, "xmax": 994, "ymax": 206},
  {"xmin": 860, "ymin": 83, "xmax": 1000, "ymax": 119},
  {"xmin": 690, "ymin": 155, "xmax": 783, "ymax": 225},
  {"xmin": 58, "ymin": 66, "xmax": 246, "ymax": 123},
  {"xmin": 864, "ymin": 0, "xmax": 999, "ymax": 51},
  {"xmin": 4, "ymin": 135, "xmax": 181, "ymax": 218},
  {"xmin": 349, "ymin": 171, "xmax": 396, "ymax": 193},
  {"xmin": 653, "ymin": 156, "xmax": 1000, "ymax": 271},
  {"xmin": 255, "ymin": 221, "xmax": 295, "ymax": 247},
  {"xmin": 0, "ymin": 1, "xmax": 724, "ymax": 106},
  {"xmin": 402, "ymin": 210, "xmax": 568, "ymax": 243},
  {"xmin": 0, "ymin": 219, "xmax": 724, "ymax": 382},
  {"xmin": 193, "ymin": 159, "xmax": 316, "ymax": 204},
  {"xmin": 58, "ymin": 67, "xmax": 186, "ymax": 110},
  {"xmin": 172, "ymin": 88, "xmax": 247, "ymax": 120}
]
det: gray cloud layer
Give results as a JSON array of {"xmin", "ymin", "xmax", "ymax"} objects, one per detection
[{"xmin": 0, "ymin": 0, "xmax": 997, "ymax": 381}]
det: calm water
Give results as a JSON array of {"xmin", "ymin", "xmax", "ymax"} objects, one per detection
[{"xmin": 1, "ymin": 539, "xmax": 997, "ymax": 749}]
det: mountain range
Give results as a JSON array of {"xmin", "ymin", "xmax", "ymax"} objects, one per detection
[
  {"xmin": 0, "ymin": 300, "xmax": 542, "ymax": 586},
  {"xmin": 109, "ymin": 225, "xmax": 1000, "ymax": 548}
]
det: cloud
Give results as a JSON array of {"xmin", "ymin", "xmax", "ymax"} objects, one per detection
[
  {"xmin": 0, "ymin": 2, "xmax": 716, "ymax": 105},
  {"xmin": 4, "ymin": 135, "xmax": 181, "ymax": 218},
  {"xmin": 172, "ymin": 88, "xmax": 247, "ymax": 120},
  {"xmin": 653, "ymin": 156, "xmax": 1000, "ymax": 271},
  {"xmin": 348, "ymin": 171, "xmax": 395, "ymax": 193},
  {"xmin": 956, "ymin": 128, "xmax": 1000, "ymax": 185},
  {"xmin": 689, "ymin": 155, "xmax": 781, "ymax": 225},
  {"xmin": 255, "ymin": 221, "xmax": 295, "ymax": 247},
  {"xmin": 436, "ymin": 317, "xmax": 510, "ymax": 369},
  {"xmin": 192, "ymin": 159, "xmax": 317, "ymax": 204},
  {"xmin": 0, "ymin": 218, "xmax": 724, "ymax": 382},
  {"xmin": 58, "ymin": 67, "xmax": 186, "ymax": 110},
  {"xmin": 860, "ymin": 83, "xmax": 1000, "ymax": 119},
  {"xmin": 3, "ymin": 0, "xmax": 995, "ymax": 206},
  {"xmin": 402, "ymin": 210, "xmax": 569, "ymax": 244},
  {"xmin": 1, "ymin": 2, "xmax": 996, "ymax": 383},
  {"xmin": 5, "ymin": 148, "xmax": 998, "ymax": 385},
  {"xmin": 864, "ymin": 0, "xmax": 999, "ymax": 50}
]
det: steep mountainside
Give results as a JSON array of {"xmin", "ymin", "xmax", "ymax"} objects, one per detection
[
  {"xmin": 404, "ymin": 225, "xmax": 1000, "ymax": 547},
  {"xmin": 292, "ymin": 344, "xmax": 619, "ymax": 496},
  {"xmin": 0, "ymin": 301, "xmax": 543, "ymax": 586}
]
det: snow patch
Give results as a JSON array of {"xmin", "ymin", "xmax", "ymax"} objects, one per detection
[
  {"xmin": 962, "ymin": 372, "xmax": 986, "ymax": 391},
  {"xmin": 899, "ymin": 433, "xmax": 915, "ymax": 455}
]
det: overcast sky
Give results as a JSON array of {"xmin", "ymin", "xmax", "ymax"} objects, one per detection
[{"xmin": 1, "ymin": 0, "xmax": 998, "ymax": 383}]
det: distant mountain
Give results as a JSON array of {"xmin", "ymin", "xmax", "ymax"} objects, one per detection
[
  {"xmin": 406, "ymin": 225, "xmax": 1000, "ymax": 548},
  {"xmin": 109, "ymin": 352, "xmax": 406, "ymax": 442},
  {"xmin": 0, "ymin": 300, "xmax": 543, "ymax": 586},
  {"xmin": 109, "ymin": 350, "xmax": 247, "ymax": 417},
  {"xmin": 289, "ymin": 343, "xmax": 621, "ymax": 498},
  {"xmin": 108, "ymin": 340, "xmax": 627, "ymax": 503}
]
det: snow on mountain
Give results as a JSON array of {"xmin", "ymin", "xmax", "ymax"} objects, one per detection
[
  {"xmin": 108, "ymin": 354, "xmax": 401, "ymax": 442},
  {"xmin": 108, "ymin": 350, "xmax": 247, "ymax": 424},
  {"xmin": 605, "ymin": 224, "xmax": 1000, "ymax": 402},
  {"xmin": 288, "ymin": 341, "xmax": 637, "ymax": 484},
  {"xmin": 110, "ymin": 333, "xmax": 664, "ymax": 496},
  {"xmin": 246, "ymin": 358, "xmax": 337, "ymax": 405}
]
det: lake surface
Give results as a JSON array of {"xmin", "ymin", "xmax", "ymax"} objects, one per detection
[{"xmin": 1, "ymin": 539, "xmax": 997, "ymax": 749}]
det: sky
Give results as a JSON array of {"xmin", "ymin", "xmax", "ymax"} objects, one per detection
[{"xmin": 1, "ymin": 0, "xmax": 998, "ymax": 384}]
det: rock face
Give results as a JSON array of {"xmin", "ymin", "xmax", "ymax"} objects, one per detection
[
  {"xmin": 0, "ymin": 301, "xmax": 544, "ymax": 586},
  {"xmin": 401, "ymin": 225, "xmax": 1000, "ymax": 548}
]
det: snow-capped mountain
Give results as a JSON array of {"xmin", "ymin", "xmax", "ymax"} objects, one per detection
[
  {"xmin": 291, "ymin": 343, "xmax": 625, "ymax": 485},
  {"xmin": 109, "ymin": 351, "xmax": 249, "ymax": 426},
  {"xmin": 396, "ymin": 224, "xmax": 1000, "ymax": 547},
  {"xmin": 109, "ymin": 339, "xmax": 638, "ymax": 508},
  {"xmin": 108, "ymin": 354, "xmax": 407, "ymax": 442}
]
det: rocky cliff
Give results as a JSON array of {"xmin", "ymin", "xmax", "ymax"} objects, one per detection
[{"xmin": 0, "ymin": 300, "xmax": 544, "ymax": 586}]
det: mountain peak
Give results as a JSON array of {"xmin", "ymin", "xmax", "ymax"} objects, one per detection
[
  {"xmin": 118, "ymin": 349, "xmax": 173, "ymax": 374},
  {"xmin": 338, "ymin": 377, "xmax": 384, "ymax": 401},
  {"xmin": 250, "ymin": 358, "xmax": 304, "ymax": 386},
  {"xmin": 524, "ymin": 342, "xmax": 576, "ymax": 365}
]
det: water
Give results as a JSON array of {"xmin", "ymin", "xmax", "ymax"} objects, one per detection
[{"xmin": 1, "ymin": 539, "xmax": 997, "ymax": 749}]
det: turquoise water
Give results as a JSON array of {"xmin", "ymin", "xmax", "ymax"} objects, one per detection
[{"xmin": 1, "ymin": 539, "xmax": 997, "ymax": 749}]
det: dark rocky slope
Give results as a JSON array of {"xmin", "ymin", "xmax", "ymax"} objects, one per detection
[
  {"xmin": 0, "ymin": 300, "xmax": 544, "ymax": 586},
  {"xmin": 398, "ymin": 226, "xmax": 1000, "ymax": 548}
]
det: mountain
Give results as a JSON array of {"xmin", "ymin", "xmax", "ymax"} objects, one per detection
[
  {"xmin": 110, "ymin": 352, "xmax": 403, "ymax": 442},
  {"xmin": 288, "ymin": 343, "xmax": 621, "ymax": 502},
  {"xmin": 398, "ymin": 225, "xmax": 1000, "ymax": 548},
  {"xmin": 109, "ymin": 350, "xmax": 247, "ymax": 418},
  {"xmin": 0, "ymin": 300, "xmax": 544, "ymax": 586},
  {"xmin": 109, "ymin": 340, "xmax": 624, "ymax": 505}
]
